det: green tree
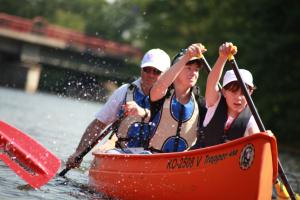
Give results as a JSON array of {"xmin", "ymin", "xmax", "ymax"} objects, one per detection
[{"xmin": 1, "ymin": 0, "xmax": 299, "ymax": 144}]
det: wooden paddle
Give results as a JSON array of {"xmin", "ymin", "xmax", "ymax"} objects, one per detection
[
  {"xmin": 227, "ymin": 51, "xmax": 297, "ymax": 200},
  {"xmin": 0, "ymin": 120, "xmax": 61, "ymax": 189},
  {"xmin": 58, "ymin": 115, "xmax": 124, "ymax": 177}
]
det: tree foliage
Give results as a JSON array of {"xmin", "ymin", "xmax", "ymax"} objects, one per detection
[{"xmin": 0, "ymin": 0, "xmax": 299, "ymax": 144}]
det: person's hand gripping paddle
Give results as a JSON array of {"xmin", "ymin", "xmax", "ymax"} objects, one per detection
[{"xmin": 227, "ymin": 46, "xmax": 297, "ymax": 200}]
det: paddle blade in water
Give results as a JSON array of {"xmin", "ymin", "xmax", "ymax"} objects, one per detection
[{"xmin": 0, "ymin": 121, "xmax": 61, "ymax": 188}]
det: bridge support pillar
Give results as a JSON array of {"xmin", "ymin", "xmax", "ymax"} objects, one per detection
[{"xmin": 25, "ymin": 63, "xmax": 41, "ymax": 93}]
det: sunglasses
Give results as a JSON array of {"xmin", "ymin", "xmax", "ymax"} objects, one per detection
[{"xmin": 142, "ymin": 67, "xmax": 162, "ymax": 75}]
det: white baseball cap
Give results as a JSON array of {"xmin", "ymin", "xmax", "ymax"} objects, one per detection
[
  {"xmin": 223, "ymin": 69, "xmax": 254, "ymax": 87},
  {"xmin": 140, "ymin": 48, "xmax": 171, "ymax": 72}
]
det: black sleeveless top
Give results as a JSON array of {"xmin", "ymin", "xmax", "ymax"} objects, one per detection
[{"xmin": 192, "ymin": 95, "xmax": 252, "ymax": 149}]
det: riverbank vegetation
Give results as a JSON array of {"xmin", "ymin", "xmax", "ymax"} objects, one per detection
[{"xmin": 0, "ymin": 0, "xmax": 299, "ymax": 144}]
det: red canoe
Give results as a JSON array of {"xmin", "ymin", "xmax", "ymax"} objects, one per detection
[{"xmin": 88, "ymin": 132, "xmax": 278, "ymax": 200}]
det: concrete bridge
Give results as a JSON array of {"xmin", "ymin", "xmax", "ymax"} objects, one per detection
[{"xmin": 0, "ymin": 13, "xmax": 141, "ymax": 95}]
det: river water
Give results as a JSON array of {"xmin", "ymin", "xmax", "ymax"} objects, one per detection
[
  {"xmin": 0, "ymin": 87, "xmax": 107, "ymax": 199},
  {"xmin": 0, "ymin": 86, "xmax": 299, "ymax": 199}
]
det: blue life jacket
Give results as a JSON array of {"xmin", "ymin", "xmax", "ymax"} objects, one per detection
[{"xmin": 116, "ymin": 83, "xmax": 151, "ymax": 148}]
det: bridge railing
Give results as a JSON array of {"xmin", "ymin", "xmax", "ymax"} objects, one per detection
[{"xmin": 0, "ymin": 13, "xmax": 141, "ymax": 59}]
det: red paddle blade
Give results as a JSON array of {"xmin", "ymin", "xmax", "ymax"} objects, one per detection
[{"xmin": 0, "ymin": 121, "xmax": 61, "ymax": 188}]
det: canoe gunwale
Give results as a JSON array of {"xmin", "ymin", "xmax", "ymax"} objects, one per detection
[{"xmin": 92, "ymin": 132, "xmax": 278, "ymax": 182}]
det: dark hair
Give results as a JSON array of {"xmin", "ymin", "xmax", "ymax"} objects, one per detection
[
  {"xmin": 171, "ymin": 48, "xmax": 203, "ymax": 68},
  {"xmin": 186, "ymin": 59, "xmax": 204, "ymax": 68},
  {"xmin": 223, "ymin": 81, "xmax": 256, "ymax": 92},
  {"xmin": 171, "ymin": 48, "xmax": 187, "ymax": 65}
]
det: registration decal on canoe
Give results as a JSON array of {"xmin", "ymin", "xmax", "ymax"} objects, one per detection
[
  {"xmin": 166, "ymin": 156, "xmax": 201, "ymax": 170},
  {"xmin": 239, "ymin": 144, "xmax": 255, "ymax": 170},
  {"xmin": 166, "ymin": 149, "xmax": 238, "ymax": 170}
]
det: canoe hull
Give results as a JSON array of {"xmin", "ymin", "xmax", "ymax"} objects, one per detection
[{"xmin": 89, "ymin": 132, "xmax": 278, "ymax": 200}]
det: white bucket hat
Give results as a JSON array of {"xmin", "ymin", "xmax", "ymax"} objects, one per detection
[
  {"xmin": 140, "ymin": 49, "xmax": 171, "ymax": 72},
  {"xmin": 223, "ymin": 69, "xmax": 254, "ymax": 87}
]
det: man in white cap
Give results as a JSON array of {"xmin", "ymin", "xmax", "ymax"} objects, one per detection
[
  {"xmin": 192, "ymin": 42, "xmax": 260, "ymax": 149},
  {"xmin": 66, "ymin": 48, "xmax": 170, "ymax": 168}
]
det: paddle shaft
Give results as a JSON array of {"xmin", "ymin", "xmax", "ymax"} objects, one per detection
[
  {"xmin": 201, "ymin": 56, "xmax": 212, "ymax": 73},
  {"xmin": 201, "ymin": 56, "xmax": 222, "ymax": 89},
  {"xmin": 58, "ymin": 116, "xmax": 123, "ymax": 177},
  {"xmin": 228, "ymin": 58, "xmax": 297, "ymax": 200}
]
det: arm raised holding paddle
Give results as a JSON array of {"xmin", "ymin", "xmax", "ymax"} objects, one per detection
[
  {"xmin": 148, "ymin": 44, "xmax": 207, "ymax": 153},
  {"xmin": 193, "ymin": 42, "xmax": 260, "ymax": 149},
  {"xmin": 192, "ymin": 42, "xmax": 297, "ymax": 199},
  {"xmin": 226, "ymin": 44, "xmax": 297, "ymax": 200}
]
